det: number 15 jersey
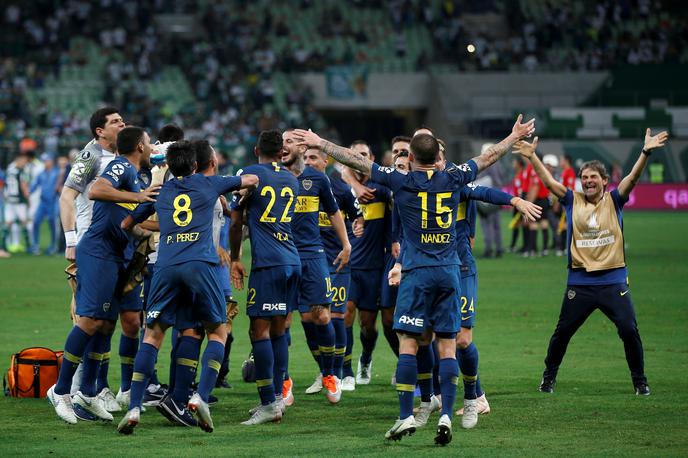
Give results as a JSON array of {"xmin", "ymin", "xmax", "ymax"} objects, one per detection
[{"xmin": 231, "ymin": 162, "xmax": 301, "ymax": 269}]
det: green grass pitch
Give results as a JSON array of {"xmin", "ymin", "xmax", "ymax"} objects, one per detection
[{"xmin": 0, "ymin": 211, "xmax": 686, "ymax": 456}]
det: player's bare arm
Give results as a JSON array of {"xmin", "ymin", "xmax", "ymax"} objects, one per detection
[
  {"xmin": 471, "ymin": 114, "xmax": 535, "ymax": 172},
  {"xmin": 59, "ymin": 186, "xmax": 79, "ymax": 261},
  {"xmin": 239, "ymin": 174, "xmax": 260, "ymax": 190},
  {"xmin": 229, "ymin": 209, "xmax": 246, "ymax": 290},
  {"xmin": 617, "ymin": 128, "xmax": 669, "ymax": 199},
  {"xmin": 88, "ymin": 177, "xmax": 160, "ymax": 203},
  {"xmin": 509, "ymin": 196, "xmax": 543, "ymax": 223},
  {"xmin": 138, "ymin": 220, "xmax": 159, "ymax": 231},
  {"xmin": 513, "ymin": 137, "xmax": 567, "ymax": 199},
  {"xmin": 292, "ymin": 129, "xmax": 374, "ymax": 176},
  {"xmin": 328, "ymin": 210, "xmax": 351, "ymax": 272},
  {"xmin": 341, "ymin": 167, "xmax": 376, "ymax": 203}
]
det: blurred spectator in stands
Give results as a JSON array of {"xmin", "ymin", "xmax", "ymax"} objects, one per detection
[
  {"xmin": 30, "ymin": 153, "xmax": 59, "ymax": 254},
  {"xmin": 475, "ymin": 143, "xmax": 507, "ymax": 258}
]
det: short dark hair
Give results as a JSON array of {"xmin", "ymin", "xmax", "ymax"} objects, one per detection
[
  {"xmin": 578, "ymin": 160, "xmax": 609, "ymax": 180},
  {"xmin": 90, "ymin": 106, "xmax": 119, "ymax": 139},
  {"xmin": 116, "ymin": 126, "xmax": 145, "ymax": 155},
  {"xmin": 158, "ymin": 124, "xmax": 184, "ymax": 143},
  {"xmin": 409, "ymin": 133, "xmax": 439, "ymax": 165},
  {"xmin": 166, "ymin": 140, "xmax": 196, "ymax": 177},
  {"xmin": 192, "ymin": 140, "xmax": 214, "ymax": 172},
  {"xmin": 391, "ymin": 136, "xmax": 411, "ymax": 146},
  {"xmin": 257, "ymin": 130, "xmax": 283, "ymax": 158},
  {"xmin": 350, "ymin": 140, "xmax": 369, "ymax": 148},
  {"xmin": 564, "ymin": 154, "xmax": 573, "ymax": 165}
]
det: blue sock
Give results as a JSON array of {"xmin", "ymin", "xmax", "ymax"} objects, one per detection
[
  {"xmin": 271, "ymin": 334, "xmax": 288, "ymax": 396},
  {"xmin": 458, "ymin": 343, "xmax": 479, "ymax": 400},
  {"xmin": 343, "ymin": 326, "xmax": 354, "ymax": 377},
  {"xmin": 129, "ymin": 343, "xmax": 158, "ymax": 410},
  {"xmin": 316, "ymin": 322, "xmax": 335, "ymax": 376},
  {"xmin": 439, "ymin": 358, "xmax": 459, "ymax": 418},
  {"xmin": 169, "ymin": 330, "xmax": 180, "ymax": 390},
  {"xmin": 119, "ymin": 334, "xmax": 139, "ymax": 392},
  {"xmin": 96, "ymin": 335, "xmax": 112, "ymax": 393},
  {"xmin": 476, "ymin": 376, "xmax": 484, "ymax": 397},
  {"xmin": 56, "ymin": 327, "xmax": 93, "ymax": 395},
  {"xmin": 332, "ymin": 318, "xmax": 346, "ymax": 379},
  {"xmin": 417, "ymin": 344, "xmax": 435, "ymax": 402},
  {"xmin": 80, "ymin": 332, "xmax": 107, "ymax": 397},
  {"xmin": 302, "ymin": 321, "xmax": 322, "ymax": 371},
  {"xmin": 395, "ymin": 354, "xmax": 417, "ymax": 420},
  {"xmin": 360, "ymin": 329, "xmax": 378, "ymax": 365},
  {"xmin": 252, "ymin": 338, "xmax": 275, "ymax": 406},
  {"xmin": 283, "ymin": 327, "xmax": 291, "ymax": 381},
  {"xmin": 140, "ymin": 327, "xmax": 160, "ymax": 386},
  {"xmin": 198, "ymin": 340, "xmax": 224, "ymax": 402},
  {"xmin": 432, "ymin": 341, "xmax": 441, "ymax": 396},
  {"xmin": 171, "ymin": 336, "xmax": 201, "ymax": 405}
]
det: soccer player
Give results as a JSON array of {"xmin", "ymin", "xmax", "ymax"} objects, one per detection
[
  {"xmin": 30, "ymin": 154, "xmax": 60, "ymax": 254},
  {"xmin": 303, "ymin": 147, "xmax": 359, "ymax": 396},
  {"xmin": 512, "ymin": 129, "xmax": 668, "ymax": 396},
  {"xmin": 59, "ymin": 107, "xmax": 125, "ymax": 411},
  {"xmin": 293, "ymin": 114, "xmax": 535, "ymax": 445},
  {"xmin": 118, "ymin": 140, "xmax": 256, "ymax": 434},
  {"xmin": 3, "ymin": 153, "xmax": 31, "ymax": 253},
  {"xmin": 341, "ymin": 140, "xmax": 392, "ymax": 387},
  {"xmin": 48, "ymin": 126, "xmax": 156, "ymax": 424},
  {"xmin": 281, "ymin": 130, "xmax": 350, "ymax": 404},
  {"xmin": 229, "ymin": 130, "xmax": 300, "ymax": 425}
]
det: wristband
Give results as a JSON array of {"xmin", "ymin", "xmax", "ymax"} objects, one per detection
[
  {"xmin": 641, "ymin": 148, "xmax": 652, "ymax": 156},
  {"xmin": 65, "ymin": 230, "xmax": 77, "ymax": 247}
]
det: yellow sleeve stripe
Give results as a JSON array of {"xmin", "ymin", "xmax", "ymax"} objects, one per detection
[
  {"xmin": 294, "ymin": 195, "xmax": 320, "ymax": 213},
  {"xmin": 396, "ymin": 383, "xmax": 416, "ymax": 392},
  {"xmin": 116, "ymin": 202, "xmax": 139, "ymax": 211},
  {"xmin": 361, "ymin": 202, "xmax": 386, "ymax": 220}
]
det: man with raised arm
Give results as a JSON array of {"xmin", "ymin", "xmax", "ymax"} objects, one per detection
[
  {"xmin": 292, "ymin": 115, "xmax": 535, "ymax": 446},
  {"xmin": 513, "ymin": 129, "xmax": 668, "ymax": 396}
]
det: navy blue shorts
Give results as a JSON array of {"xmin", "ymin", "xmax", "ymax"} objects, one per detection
[
  {"xmin": 297, "ymin": 256, "xmax": 332, "ymax": 313},
  {"xmin": 118, "ymin": 281, "xmax": 144, "ymax": 312},
  {"xmin": 380, "ymin": 253, "xmax": 399, "ymax": 309},
  {"xmin": 459, "ymin": 273, "xmax": 477, "ymax": 328},
  {"xmin": 215, "ymin": 263, "xmax": 232, "ymax": 298},
  {"xmin": 145, "ymin": 261, "xmax": 225, "ymax": 330},
  {"xmin": 393, "ymin": 265, "xmax": 461, "ymax": 335},
  {"xmin": 329, "ymin": 270, "xmax": 350, "ymax": 314},
  {"xmin": 75, "ymin": 251, "xmax": 124, "ymax": 321},
  {"xmin": 247, "ymin": 265, "xmax": 300, "ymax": 318},
  {"xmin": 142, "ymin": 263, "xmax": 156, "ymax": 311},
  {"xmin": 349, "ymin": 268, "xmax": 382, "ymax": 311}
]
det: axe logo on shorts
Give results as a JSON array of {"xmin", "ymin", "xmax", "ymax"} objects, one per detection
[
  {"xmin": 398, "ymin": 315, "xmax": 424, "ymax": 327},
  {"xmin": 102, "ymin": 302, "xmax": 111, "ymax": 312},
  {"xmin": 567, "ymin": 289, "xmax": 576, "ymax": 300},
  {"xmin": 147, "ymin": 311, "xmax": 160, "ymax": 319},
  {"xmin": 262, "ymin": 303, "xmax": 287, "ymax": 311}
]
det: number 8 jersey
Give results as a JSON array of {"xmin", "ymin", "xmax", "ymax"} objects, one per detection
[
  {"xmin": 131, "ymin": 173, "xmax": 243, "ymax": 267},
  {"xmin": 231, "ymin": 162, "xmax": 301, "ymax": 269}
]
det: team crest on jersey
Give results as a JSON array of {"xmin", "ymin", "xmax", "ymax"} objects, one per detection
[
  {"xmin": 302, "ymin": 179, "xmax": 312, "ymax": 190},
  {"xmin": 80, "ymin": 151, "xmax": 91, "ymax": 160},
  {"xmin": 458, "ymin": 163, "xmax": 472, "ymax": 172},
  {"xmin": 378, "ymin": 166, "xmax": 395, "ymax": 174},
  {"xmin": 112, "ymin": 164, "xmax": 125, "ymax": 176},
  {"xmin": 102, "ymin": 302, "xmax": 111, "ymax": 312},
  {"xmin": 567, "ymin": 289, "xmax": 576, "ymax": 300}
]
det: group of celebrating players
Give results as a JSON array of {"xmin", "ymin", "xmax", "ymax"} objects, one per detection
[{"xmin": 45, "ymin": 105, "xmax": 665, "ymax": 446}]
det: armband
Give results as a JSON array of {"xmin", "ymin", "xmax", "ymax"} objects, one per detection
[{"xmin": 65, "ymin": 230, "xmax": 77, "ymax": 247}]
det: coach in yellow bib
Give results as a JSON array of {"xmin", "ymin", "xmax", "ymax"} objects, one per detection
[{"xmin": 514, "ymin": 128, "xmax": 668, "ymax": 396}]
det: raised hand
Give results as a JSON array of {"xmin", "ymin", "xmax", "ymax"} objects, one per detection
[
  {"xmin": 512, "ymin": 136, "xmax": 539, "ymax": 159},
  {"xmin": 512, "ymin": 114, "xmax": 536, "ymax": 139},
  {"xmin": 138, "ymin": 185, "xmax": 161, "ymax": 203},
  {"xmin": 292, "ymin": 129, "xmax": 322, "ymax": 149},
  {"xmin": 644, "ymin": 128, "xmax": 669, "ymax": 151},
  {"xmin": 511, "ymin": 197, "xmax": 542, "ymax": 223}
]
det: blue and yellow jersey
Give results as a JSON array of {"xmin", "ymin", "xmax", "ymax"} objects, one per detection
[
  {"xmin": 319, "ymin": 170, "xmax": 360, "ymax": 273},
  {"xmin": 456, "ymin": 184, "xmax": 513, "ymax": 277},
  {"xmin": 349, "ymin": 178, "xmax": 391, "ymax": 270},
  {"xmin": 132, "ymin": 173, "xmax": 243, "ymax": 267},
  {"xmin": 292, "ymin": 166, "xmax": 339, "ymax": 259},
  {"xmin": 230, "ymin": 163, "xmax": 301, "ymax": 269},
  {"xmin": 370, "ymin": 161, "xmax": 478, "ymax": 270},
  {"xmin": 79, "ymin": 156, "xmax": 142, "ymax": 262}
]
